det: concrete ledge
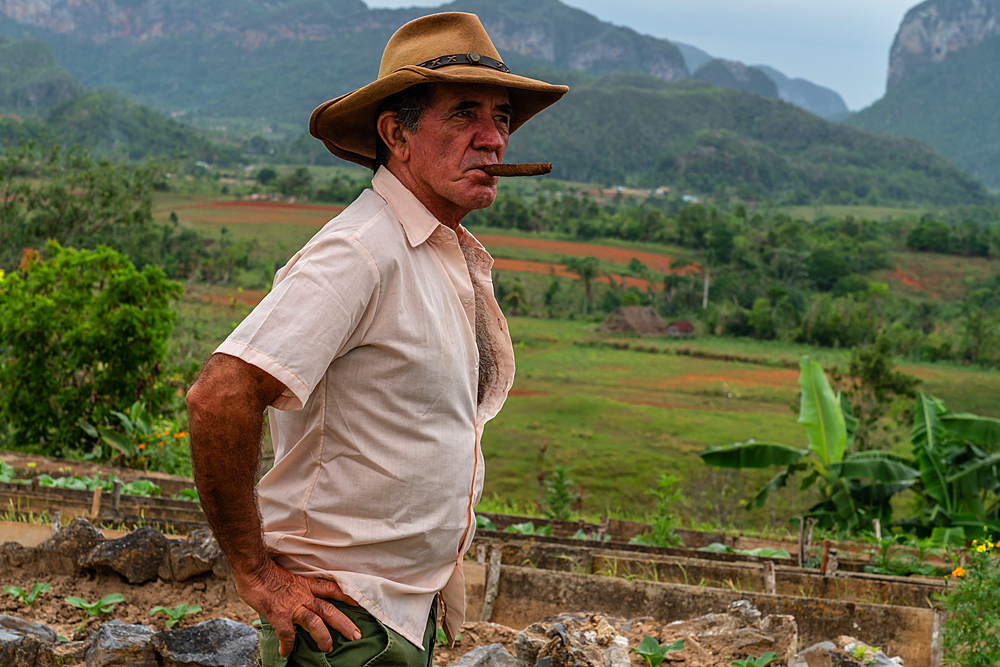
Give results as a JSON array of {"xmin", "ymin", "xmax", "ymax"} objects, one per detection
[{"xmin": 485, "ymin": 565, "xmax": 941, "ymax": 667}]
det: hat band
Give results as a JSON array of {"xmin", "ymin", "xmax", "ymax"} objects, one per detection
[{"xmin": 417, "ymin": 52, "xmax": 511, "ymax": 74}]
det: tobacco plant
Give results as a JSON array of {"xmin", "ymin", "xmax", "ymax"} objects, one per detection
[
  {"xmin": 3, "ymin": 583, "xmax": 50, "ymax": 606},
  {"xmin": 150, "ymin": 602, "xmax": 202, "ymax": 628},
  {"xmin": 632, "ymin": 636, "xmax": 684, "ymax": 667}
]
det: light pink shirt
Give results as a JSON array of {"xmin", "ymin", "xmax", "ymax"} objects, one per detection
[{"xmin": 216, "ymin": 167, "xmax": 514, "ymax": 648}]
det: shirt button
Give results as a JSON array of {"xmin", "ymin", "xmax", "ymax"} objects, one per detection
[{"xmin": 463, "ymin": 299, "xmax": 471, "ymax": 306}]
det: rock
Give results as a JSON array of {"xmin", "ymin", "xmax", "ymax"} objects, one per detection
[
  {"xmin": 454, "ymin": 643, "xmax": 519, "ymax": 667},
  {"xmin": 0, "ymin": 627, "xmax": 43, "ymax": 667},
  {"xmin": 151, "ymin": 617, "xmax": 258, "ymax": 667},
  {"xmin": 85, "ymin": 619, "xmax": 158, "ymax": 667},
  {"xmin": 80, "ymin": 526, "xmax": 170, "ymax": 584},
  {"xmin": 39, "ymin": 518, "xmax": 105, "ymax": 573},
  {"xmin": 659, "ymin": 600, "xmax": 798, "ymax": 667},
  {"xmin": 759, "ymin": 614, "xmax": 798, "ymax": 665},
  {"xmin": 37, "ymin": 640, "xmax": 89, "ymax": 666},
  {"xmin": 0, "ymin": 615, "xmax": 57, "ymax": 644},
  {"xmin": 788, "ymin": 641, "xmax": 863, "ymax": 667},
  {"xmin": 727, "ymin": 600, "xmax": 762, "ymax": 625},
  {"xmin": 0, "ymin": 543, "xmax": 38, "ymax": 573},
  {"xmin": 514, "ymin": 614, "xmax": 629, "ymax": 667},
  {"xmin": 158, "ymin": 529, "xmax": 221, "ymax": 582}
]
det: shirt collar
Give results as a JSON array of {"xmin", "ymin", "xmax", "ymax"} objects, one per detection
[{"xmin": 371, "ymin": 166, "xmax": 443, "ymax": 248}]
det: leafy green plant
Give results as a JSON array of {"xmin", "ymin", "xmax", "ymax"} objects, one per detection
[
  {"xmin": 540, "ymin": 466, "xmax": 583, "ymax": 521},
  {"xmin": 632, "ymin": 636, "xmax": 684, "ymax": 667},
  {"xmin": 700, "ymin": 356, "xmax": 920, "ymax": 533},
  {"xmin": 3, "ymin": 583, "xmax": 51, "ymax": 606},
  {"xmin": 34, "ymin": 473, "xmax": 161, "ymax": 497},
  {"xmin": 698, "ymin": 543, "xmax": 790, "ymax": 559},
  {"xmin": 0, "ymin": 242, "xmax": 181, "ymax": 457},
  {"xmin": 629, "ymin": 474, "xmax": 685, "ymax": 548},
  {"xmin": 149, "ymin": 602, "xmax": 202, "ymax": 628},
  {"xmin": 730, "ymin": 651, "xmax": 778, "ymax": 667},
  {"xmin": 172, "ymin": 488, "xmax": 201, "ymax": 503},
  {"xmin": 65, "ymin": 593, "xmax": 125, "ymax": 619},
  {"xmin": 906, "ymin": 393, "xmax": 1000, "ymax": 541},
  {"xmin": 435, "ymin": 626, "xmax": 460, "ymax": 647},
  {"xmin": 937, "ymin": 537, "xmax": 1000, "ymax": 666},
  {"xmin": 572, "ymin": 528, "xmax": 610, "ymax": 542},
  {"xmin": 504, "ymin": 521, "xmax": 552, "ymax": 536}
]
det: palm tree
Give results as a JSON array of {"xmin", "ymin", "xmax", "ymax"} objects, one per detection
[{"xmin": 564, "ymin": 256, "xmax": 600, "ymax": 314}]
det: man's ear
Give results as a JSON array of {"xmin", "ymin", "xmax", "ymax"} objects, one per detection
[{"xmin": 377, "ymin": 110, "xmax": 410, "ymax": 163}]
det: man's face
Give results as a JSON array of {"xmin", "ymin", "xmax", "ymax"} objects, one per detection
[{"xmin": 400, "ymin": 83, "xmax": 512, "ymax": 226}]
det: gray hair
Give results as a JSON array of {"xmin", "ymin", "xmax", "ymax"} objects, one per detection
[{"xmin": 373, "ymin": 84, "xmax": 431, "ymax": 170}]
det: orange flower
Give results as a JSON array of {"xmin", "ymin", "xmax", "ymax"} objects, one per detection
[
  {"xmin": 158, "ymin": 441, "xmax": 164, "ymax": 447},
  {"xmin": 138, "ymin": 444, "xmax": 146, "ymax": 450},
  {"xmin": 952, "ymin": 567, "xmax": 966, "ymax": 578}
]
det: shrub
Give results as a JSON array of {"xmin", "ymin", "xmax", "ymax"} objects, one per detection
[{"xmin": 0, "ymin": 242, "xmax": 182, "ymax": 455}]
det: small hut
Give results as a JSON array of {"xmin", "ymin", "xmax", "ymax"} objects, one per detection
[
  {"xmin": 667, "ymin": 321, "xmax": 696, "ymax": 338},
  {"xmin": 598, "ymin": 306, "xmax": 670, "ymax": 337}
]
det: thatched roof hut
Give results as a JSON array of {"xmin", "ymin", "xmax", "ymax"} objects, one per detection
[{"xmin": 598, "ymin": 306, "xmax": 670, "ymax": 337}]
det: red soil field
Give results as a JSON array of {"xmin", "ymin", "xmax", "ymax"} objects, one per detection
[
  {"xmin": 492, "ymin": 258, "xmax": 660, "ymax": 291},
  {"xmin": 206, "ymin": 201, "xmax": 346, "ymax": 214},
  {"xmin": 477, "ymin": 235, "xmax": 699, "ymax": 275}
]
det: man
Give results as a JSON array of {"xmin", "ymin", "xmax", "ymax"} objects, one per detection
[{"xmin": 186, "ymin": 12, "xmax": 567, "ymax": 667}]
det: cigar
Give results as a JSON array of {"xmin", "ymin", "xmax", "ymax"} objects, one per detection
[{"xmin": 481, "ymin": 163, "xmax": 552, "ymax": 177}]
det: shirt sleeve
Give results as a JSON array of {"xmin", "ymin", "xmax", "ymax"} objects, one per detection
[{"xmin": 215, "ymin": 232, "xmax": 380, "ymax": 411}]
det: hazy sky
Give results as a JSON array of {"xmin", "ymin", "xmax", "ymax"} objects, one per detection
[{"xmin": 364, "ymin": 0, "xmax": 920, "ymax": 111}]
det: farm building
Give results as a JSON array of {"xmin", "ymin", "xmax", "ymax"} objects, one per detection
[
  {"xmin": 667, "ymin": 321, "xmax": 696, "ymax": 338},
  {"xmin": 598, "ymin": 306, "xmax": 670, "ymax": 336}
]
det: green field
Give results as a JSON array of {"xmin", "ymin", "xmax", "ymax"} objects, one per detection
[{"xmin": 159, "ymin": 194, "xmax": 1000, "ymax": 530}]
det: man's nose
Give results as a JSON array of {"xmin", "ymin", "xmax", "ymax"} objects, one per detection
[{"xmin": 473, "ymin": 118, "xmax": 507, "ymax": 152}]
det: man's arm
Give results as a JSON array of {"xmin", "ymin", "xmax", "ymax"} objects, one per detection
[{"xmin": 187, "ymin": 353, "xmax": 361, "ymax": 657}]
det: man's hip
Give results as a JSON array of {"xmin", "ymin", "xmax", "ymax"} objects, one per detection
[{"xmin": 258, "ymin": 598, "xmax": 437, "ymax": 667}]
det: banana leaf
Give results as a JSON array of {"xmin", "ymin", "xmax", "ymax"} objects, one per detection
[
  {"xmin": 911, "ymin": 393, "xmax": 952, "ymax": 513},
  {"xmin": 797, "ymin": 356, "xmax": 845, "ymax": 470},
  {"xmin": 830, "ymin": 452, "xmax": 919, "ymax": 482},
  {"xmin": 941, "ymin": 413, "xmax": 1000, "ymax": 450},
  {"xmin": 947, "ymin": 450, "xmax": 1000, "ymax": 489},
  {"xmin": 699, "ymin": 441, "xmax": 807, "ymax": 469},
  {"xmin": 751, "ymin": 468, "xmax": 796, "ymax": 509}
]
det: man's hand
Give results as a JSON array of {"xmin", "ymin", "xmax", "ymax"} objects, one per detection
[{"xmin": 235, "ymin": 558, "xmax": 362, "ymax": 658}]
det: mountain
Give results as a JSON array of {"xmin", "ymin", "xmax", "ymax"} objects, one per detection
[
  {"xmin": 0, "ymin": 36, "xmax": 82, "ymax": 112},
  {"xmin": 753, "ymin": 65, "xmax": 849, "ymax": 121},
  {"xmin": 672, "ymin": 42, "xmax": 849, "ymax": 120},
  {"xmin": 692, "ymin": 59, "xmax": 778, "ymax": 99},
  {"xmin": 847, "ymin": 0, "xmax": 1000, "ymax": 188},
  {"xmin": 505, "ymin": 74, "xmax": 989, "ymax": 205},
  {"xmin": 886, "ymin": 0, "xmax": 1000, "ymax": 89},
  {"xmin": 0, "ymin": 0, "xmax": 689, "ymax": 126},
  {"xmin": 0, "ymin": 36, "xmax": 237, "ymax": 163},
  {"xmin": 672, "ymin": 41, "xmax": 713, "ymax": 72}
]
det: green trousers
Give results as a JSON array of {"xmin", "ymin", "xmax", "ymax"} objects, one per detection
[{"xmin": 258, "ymin": 598, "xmax": 437, "ymax": 667}]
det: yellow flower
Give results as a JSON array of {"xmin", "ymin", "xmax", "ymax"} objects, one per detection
[
  {"xmin": 977, "ymin": 544, "xmax": 988, "ymax": 553},
  {"xmin": 952, "ymin": 567, "xmax": 966, "ymax": 577}
]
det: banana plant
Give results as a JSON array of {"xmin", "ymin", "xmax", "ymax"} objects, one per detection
[
  {"xmin": 700, "ymin": 356, "xmax": 918, "ymax": 533},
  {"xmin": 908, "ymin": 393, "xmax": 1000, "ymax": 542}
]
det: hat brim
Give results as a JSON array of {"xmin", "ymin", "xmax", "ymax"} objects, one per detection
[{"xmin": 309, "ymin": 64, "xmax": 568, "ymax": 169}]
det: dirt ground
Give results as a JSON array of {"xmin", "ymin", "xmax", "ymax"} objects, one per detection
[{"xmin": 0, "ymin": 558, "xmax": 523, "ymax": 665}]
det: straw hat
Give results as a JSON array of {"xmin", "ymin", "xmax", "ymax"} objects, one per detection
[{"xmin": 309, "ymin": 12, "xmax": 568, "ymax": 169}]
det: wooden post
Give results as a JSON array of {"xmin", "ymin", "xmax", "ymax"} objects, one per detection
[
  {"xmin": 480, "ymin": 546, "xmax": 503, "ymax": 622},
  {"xmin": 763, "ymin": 561, "xmax": 776, "ymax": 595},
  {"xmin": 112, "ymin": 480, "xmax": 122, "ymax": 513},
  {"xmin": 821, "ymin": 539, "xmax": 839, "ymax": 577},
  {"xmin": 873, "ymin": 518, "xmax": 882, "ymax": 541},
  {"xmin": 797, "ymin": 517, "xmax": 806, "ymax": 566},
  {"xmin": 90, "ymin": 486, "xmax": 103, "ymax": 519},
  {"xmin": 49, "ymin": 509, "xmax": 61, "ymax": 537},
  {"xmin": 805, "ymin": 518, "xmax": 817, "ymax": 564}
]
